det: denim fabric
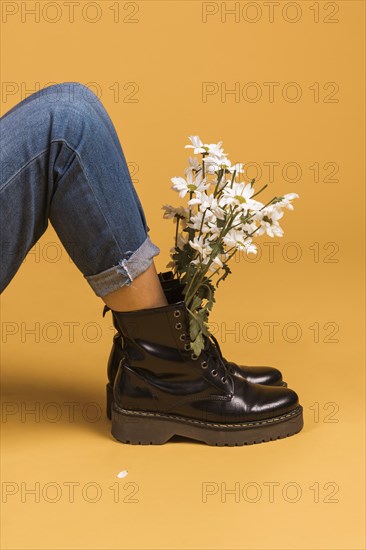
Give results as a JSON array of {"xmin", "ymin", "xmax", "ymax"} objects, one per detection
[{"xmin": 0, "ymin": 82, "xmax": 160, "ymax": 297}]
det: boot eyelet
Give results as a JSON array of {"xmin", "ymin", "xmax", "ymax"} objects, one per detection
[
  {"xmin": 221, "ymin": 377, "xmax": 227, "ymax": 383},
  {"xmin": 173, "ymin": 310, "xmax": 181, "ymax": 318},
  {"xmin": 211, "ymin": 369, "xmax": 218, "ymax": 377},
  {"xmin": 175, "ymin": 322, "xmax": 182, "ymax": 330},
  {"xmin": 201, "ymin": 360, "xmax": 208, "ymax": 369},
  {"xmin": 184, "ymin": 343, "xmax": 191, "ymax": 351},
  {"xmin": 179, "ymin": 333, "xmax": 186, "ymax": 341},
  {"xmin": 191, "ymin": 352, "xmax": 198, "ymax": 360}
]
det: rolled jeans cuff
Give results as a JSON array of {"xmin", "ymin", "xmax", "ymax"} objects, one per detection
[{"xmin": 83, "ymin": 235, "xmax": 161, "ymax": 298}]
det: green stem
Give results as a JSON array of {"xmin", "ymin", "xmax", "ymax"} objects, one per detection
[
  {"xmin": 251, "ymin": 184, "xmax": 268, "ymax": 198},
  {"xmin": 187, "ymin": 190, "xmax": 195, "ymax": 241},
  {"xmin": 230, "ymin": 169, "xmax": 237, "ymax": 189},
  {"xmin": 174, "ymin": 215, "xmax": 179, "ymax": 248},
  {"xmin": 209, "ymin": 246, "xmax": 237, "ymax": 280},
  {"xmin": 184, "ymin": 265, "xmax": 201, "ymax": 306},
  {"xmin": 230, "ymin": 197, "xmax": 278, "ymax": 231},
  {"xmin": 198, "ymin": 210, "xmax": 207, "ymax": 239},
  {"xmin": 213, "ymin": 169, "xmax": 224, "ymax": 197},
  {"xmin": 184, "ymin": 203, "xmax": 242, "ymax": 312}
]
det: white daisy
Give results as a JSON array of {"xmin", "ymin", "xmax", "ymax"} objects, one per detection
[{"xmin": 171, "ymin": 171, "xmax": 208, "ymax": 198}]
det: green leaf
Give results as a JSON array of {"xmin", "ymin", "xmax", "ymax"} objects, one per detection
[
  {"xmin": 189, "ymin": 316, "xmax": 201, "ymax": 341},
  {"xmin": 191, "ymin": 294, "xmax": 202, "ymax": 311},
  {"xmin": 191, "ymin": 331, "xmax": 204, "ymax": 356},
  {"xmin": 216, "ymin": 264, "xmax": 232, "ymax": 287}
]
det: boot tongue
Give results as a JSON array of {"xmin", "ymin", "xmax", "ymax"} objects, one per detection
[{"xmin": 164, "ymin": 282, "xmax": 186, "ymax": 304}]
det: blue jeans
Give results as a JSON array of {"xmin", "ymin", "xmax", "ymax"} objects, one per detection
[{"xmin": 0, "ymin": 82, "xmax": 160, "ymax": 297}]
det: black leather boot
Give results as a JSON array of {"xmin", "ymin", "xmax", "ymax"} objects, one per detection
[
  {"xmin": 109, "ymin": 300, "xmax": 303, "ymax": 446},
  {"xmin": 103, "ymin": 272, "xmax": 286, "ymax": 419}
]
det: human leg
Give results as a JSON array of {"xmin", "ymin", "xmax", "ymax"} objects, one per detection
[{"xmin": 0, "ymin": 81, "xmax": 164, "ymax": 307}]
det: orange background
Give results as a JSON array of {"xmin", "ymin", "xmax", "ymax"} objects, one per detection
[{"xmin": 0, "ymin": 1, "xmax": 365, "ymax": 549}]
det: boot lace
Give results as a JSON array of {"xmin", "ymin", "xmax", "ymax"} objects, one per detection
[
  {"xmin": 201, "ymin": 333, "xmax": 231, "ymax": 383},
  {"xmin": 207, "ymin": 333, "xmax": 235, "ymax": 372}
]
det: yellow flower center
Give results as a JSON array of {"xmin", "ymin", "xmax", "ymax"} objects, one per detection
[{"xmin": 235, "ymin": 195, "xmax": 246, "ymax": 203}]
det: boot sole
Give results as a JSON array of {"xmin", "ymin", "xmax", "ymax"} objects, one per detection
[
  {"xmin": 105, "ymin": 380, "xmax": 287, "ymax": 421},
  {"xmin": 110, "ymin": 403, "xmax": 303, "ymax": 446}
]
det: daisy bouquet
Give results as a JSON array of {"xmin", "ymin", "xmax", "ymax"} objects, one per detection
[{"xmin": 162, "ymin": 136, "xmax": 299, "ymax": 355}]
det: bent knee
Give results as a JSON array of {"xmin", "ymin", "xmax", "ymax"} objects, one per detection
[{"xmin": 38, "ymin": 82, "xmax": 101, "ymax": 116}]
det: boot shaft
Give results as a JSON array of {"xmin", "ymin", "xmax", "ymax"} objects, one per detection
[{"xmin": 112, "ymin": 300, "xmax": 230, "ymax": 392}]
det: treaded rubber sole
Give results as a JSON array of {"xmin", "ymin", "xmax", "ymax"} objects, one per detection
[
  {"xmin": 110, "ymin": 403, "xmax": 303, "ymax": 446},
  {"xmin": 106, "ymin": 379, "xmax": 287, "ymax": 421}
]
